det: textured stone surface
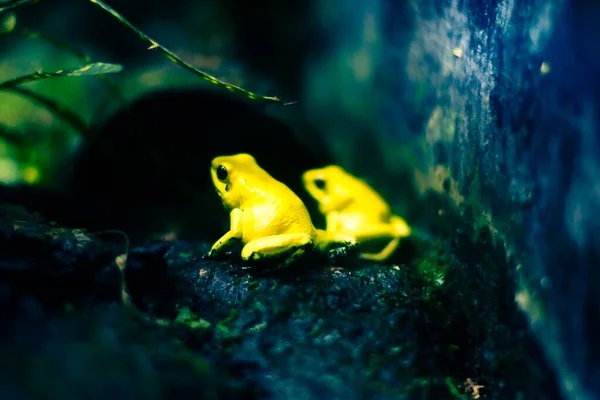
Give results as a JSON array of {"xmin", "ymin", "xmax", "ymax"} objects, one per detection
[
  {"xmin": 403, "ymin": 2, "xmax": 599, "ymax": 399},
  {"xmin": 305, "ymin": 0, "xmax": 599, "ymax": 399},
  {"xmin": 0, "ymin": 205, "xmax": 559, "ymax": 399}
]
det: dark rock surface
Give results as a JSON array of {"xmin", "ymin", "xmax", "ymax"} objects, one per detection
[
  {"xmin": 0, "ymin": 204, "xmax": 560, "ymax": 399},
  {"xmin": 392, "ymin": 1, "xmax": 600, "ymax": 399}
]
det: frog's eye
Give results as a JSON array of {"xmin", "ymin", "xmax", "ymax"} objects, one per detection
[
  {"xmin": 216, "ymin": 165, "xmax": 228, "ymax": 181},
  {"xmin": 314, "ymin": 178, "xmax": 326, "ymax": 190}
]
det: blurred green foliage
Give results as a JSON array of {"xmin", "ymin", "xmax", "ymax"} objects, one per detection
[
  {"xmin": 0, "ymin": 0, "xmax": 287, "ymax": 187},
  {"xmin": 0, "ymin": 4, "xmax": 118, "ymax": 186}
]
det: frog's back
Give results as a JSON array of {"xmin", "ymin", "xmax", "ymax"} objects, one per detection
[
  {"xmin": 269, "ymin": 180, "xmax": 316, "ymax": 232},
  {"xmin": 345, "ymin": 175, "xmax": 392, "ymax": 220},
  {"xmin": 242, "ymin": 170, "xmax": 316, "ymax": 238}
]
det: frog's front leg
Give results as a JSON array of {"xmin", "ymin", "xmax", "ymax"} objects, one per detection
[
  {"xmin": 207, "ymin": 208, "xmax": 243, "ymax": 257},
  {"xmin": 325, "ymin": 211, "xmax": 345, "ymax": 232},
  {"xmin": 241, "ymin": 233, "xmax": 313, "ymax": 267}
]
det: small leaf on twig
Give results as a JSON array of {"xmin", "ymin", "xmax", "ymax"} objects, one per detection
[
  {"xmin": 0, "ymin": 0, "xmax": 39, "ymax": 14},
  {"xmin": 15, "ymin": 28, "xmax": 126, "ymax": 101}
]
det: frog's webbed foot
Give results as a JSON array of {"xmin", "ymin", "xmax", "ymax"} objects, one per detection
[
  {"xmin": 204, "ymin": 248, "xmax": 238, "ymax": 261},
  {"xmin": 316, "ymin": 230, "xmax": 357, "ymax": 249},
  {"xmin": 358, "ymin": 237, "xmax": 401, "ymax": 262},
  {"xmin": 329, "ymin": 245, "xmax": 361, "ymax": 268},
  {"xmin": 206, "ymin": 231, "xmax": 239, "ymax": 259},
  {"xmin": 314, "ymin": 230, "xmax": 359, "ymax": 263},
  {"xmin": 241, "ymin": 233, "xmax": 313, "ymax": 268}
]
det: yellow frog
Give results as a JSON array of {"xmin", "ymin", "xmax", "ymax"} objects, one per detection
[
  {"xmin": 302, "ymin": 165, "xmax": 411, "ymax": 262},
  {"xmin": 206, "ymin": 153, "xmax": 357, "ymax": 268}
]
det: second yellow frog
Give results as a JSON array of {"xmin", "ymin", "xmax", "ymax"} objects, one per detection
[{"xmin": 302, "ymin": 165, "xmax": 411, "ymax": 262}]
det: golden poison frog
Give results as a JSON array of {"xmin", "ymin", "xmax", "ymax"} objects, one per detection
[
  {"xmin": 302, "ymin": 165, "xmax": 411, "ymax": 262},
  {"xmin": 207, "ymin": 153, "xmax": 357, "ymax": 268}
]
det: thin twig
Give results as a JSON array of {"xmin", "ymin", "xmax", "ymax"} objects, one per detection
[
  {"xmin": 92, "ymin": 229, "xmax": 171, "ymax": 327},
  {"xmin": 0, "ymin": 0, "xmax": 38, "ymax": 14},
  {"xmin": 88, "ymin": 0, "xmax": 297, "ymax": 106}
]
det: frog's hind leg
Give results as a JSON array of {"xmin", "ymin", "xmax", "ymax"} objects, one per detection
[
  {"xmin": 241, "ymin": 233, "xmax": 313, "ymax": 267},
  {"xmin": 391, "ymin": 215, "xmax": 411, "ymax": 237},
  {"xmin": 359, "ymin": 236, "xmax": 401, "ymax": 262},
  {"xmin": 357, "ymin": 216, "xmax": 411, "ymax": 262}
]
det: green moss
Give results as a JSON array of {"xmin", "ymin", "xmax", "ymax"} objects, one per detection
[
  {"xmin": 174, "ymin": 306, "xmax": 211, "ymax": 330},
  {"xmin": 444, "ymin": 377, "xmax": 467, "ymax": 399},
  {"xmin": 247, "ymin": 280, "xmax": 260, "ymax": 290},
  {"xmin": 246, "ymin": 321, "xmax": 267, "ymax": 334},
  {"xmin": 309, "ymin": 319, "xmax": 325, "ymax": 337},
  {"xmin": 176, "ymin": 251, "xmax": 194, "ymax": 261},
  {"xmin": 413, "ymin": 240, "xmax": 449, "ymax": 300},
  {"xmin": 215, "ymin": 308, "xmax": 244, "ymax": 341}
]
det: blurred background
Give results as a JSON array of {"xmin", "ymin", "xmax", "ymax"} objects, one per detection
[
  {"xmin": 0, "ymin": 0, "xmax": 427, "ymax": 244},
  {"xmin": 1, "ymin": 1, "xmax": 600, "ymax": 398}
]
